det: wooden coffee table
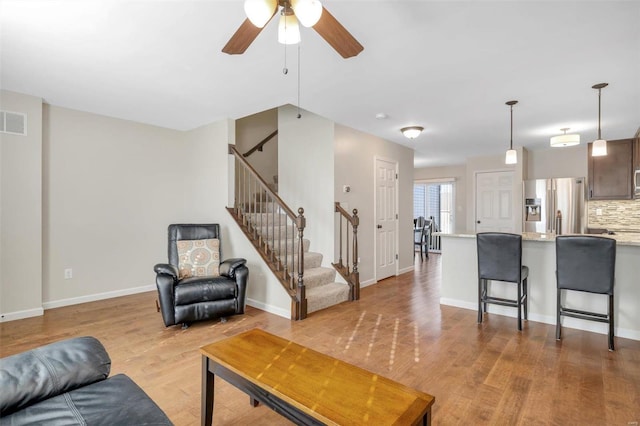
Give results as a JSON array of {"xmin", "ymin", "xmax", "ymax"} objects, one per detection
[{"xmin": 200, "ymin": 328, "xmax": 435, "ymax": 425}]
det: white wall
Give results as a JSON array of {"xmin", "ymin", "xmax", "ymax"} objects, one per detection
[
  {"xmin": 236, "ymin": 108, "xmax": 278, "ymax": 188},
  {"xmin": 334, "ymin": 124, "xmax": 415, "ymax": 283},
  {"xmin": 0, "ymin": 98, "xmax": 291, "ymax": 321},
  {"xmin": 414, "ymin": 165, "xmax": 467, "ymax": 233},
  {"xmin": 0, "ymin": 91, "xmax": 43, "ymax": 320},
  {"xmin": 43, "ymin": 105, "xmax": 189, "ymax": 305},
  {"xmin": 277, "ymin": 105, "xmax": 335, "ymax": 267},
  {"xmin": 525, "ymin": 145, "xmax": 587, "ymax": 179}
]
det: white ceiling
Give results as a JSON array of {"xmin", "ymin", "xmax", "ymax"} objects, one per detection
[{"xmin": 2, "ymin": 0, "xmax": 639, "ymax": 167}]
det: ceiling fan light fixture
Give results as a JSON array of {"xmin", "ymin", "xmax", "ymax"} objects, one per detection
[
  {"xmin": 278, "ymin": 12, "xmax": 301, "ymax": 45},
  {"xmin": 244, "ymin": 0, "xmax": 277, "ymax": 28},
  {"xmin": 550, "ymin": 128, "xmax": 580, "ymax": 147},
  {"xmin": 401, "ymin": 126, "xmax": 424, "ymax": 139},
  {"xmin": 291, "ymin": 0, "xmax": 323, "ymax": 27}
]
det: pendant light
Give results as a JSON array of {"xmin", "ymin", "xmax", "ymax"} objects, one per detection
[
  {"xmin": 550, "ymin": 128, "xmax": 580, "ymax": 147},
  {"xmin": 505, "ymin": 100, "xmax": 518, "ymax": 165},
  {"xmin": 591, "ymin": 83, "xmax": 608, "ymax": 156}
]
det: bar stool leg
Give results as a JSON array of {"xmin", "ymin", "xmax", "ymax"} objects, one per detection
[
  {"xmin": 483, "ymin": 280, "xmax": 488, "ymax": 313},
  {"xmin": 517, "ymin": 283, "xmax": 522, "ymax": 331},
  {"xmin": 523, "ymin": 277, "xmax": 528, "ymax": 320},
  {"xmin": 477, "ymin": 278, "xmax": 483, "ymax": 324},
  {"xmin": 608, "ymin": 294, "xmax": 615, "ymax": 351},
  {"xmin": 556, "ymin": 289, "xmax": 562, "ymax": 341}
]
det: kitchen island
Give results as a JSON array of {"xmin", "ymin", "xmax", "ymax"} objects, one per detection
[{"xmin": 439, "ymin": 232, "xmax": 640, "ymax": 341}]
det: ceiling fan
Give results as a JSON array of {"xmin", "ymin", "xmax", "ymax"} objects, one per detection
[{"xmin": 222, "ymin": 0, "xmax": 364, "ymax": 59}]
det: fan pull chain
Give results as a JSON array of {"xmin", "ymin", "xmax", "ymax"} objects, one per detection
[
  {"xmin": 283, "ymin": 42, "xmax": 288, "ymax": 75},
  {"xmin": 297, "ymin": 44, "xmax": 301, "ymax": 119}
]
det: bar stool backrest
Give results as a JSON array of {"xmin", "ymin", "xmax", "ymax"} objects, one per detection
[
  {"xmin": 556, "ymin": 236, "xmax": 615, "ymax": 295},
  {"xmin": 477, "ymin": 232, "xmax": 522, "ymax": 283}
]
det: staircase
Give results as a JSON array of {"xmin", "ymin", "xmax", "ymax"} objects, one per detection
[
  {"xmin": 227, "ymin": 145, "xmax": 357, "ymax": 320},
  {"xmin": 245, "ymin": 211, "xmax": 350, "ymax": 314}
]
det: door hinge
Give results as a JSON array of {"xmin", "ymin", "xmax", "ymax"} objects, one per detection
[
  {"xmin": 396, "ymin": 214, "xmax": 398, "ymax": 219},
  {"xmin": 395, "ymin": 254, "xmax": 398, "ymax": 260},
  {"xmin": 395, "ymin": 173, "xmax": 398, "ymax": 179}
]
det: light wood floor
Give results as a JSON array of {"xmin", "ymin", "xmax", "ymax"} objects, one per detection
[{"xmin": 2, "ymin": 255, "xmax": 639, "ymax": 425}]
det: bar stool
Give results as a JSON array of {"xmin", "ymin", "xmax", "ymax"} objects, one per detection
[
  {"xmin": 477, "ymin": 232, "xmax": 529, "ymax": 330},
  {"xmin": 555, "ymin": 235, "xmax": 616, "ymax": 351}
]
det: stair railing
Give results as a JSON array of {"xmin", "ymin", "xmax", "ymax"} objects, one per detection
[
  {"xmin": 333, "ymin": 202, "xmax": 360, "ymax": 301},
  {"xmin": 242, "ymin": 130, "xmax": 278, "ymax": 158},
  {"xmin": 228, "ymin": 144, "xmax": 307, "ymax": 320}
]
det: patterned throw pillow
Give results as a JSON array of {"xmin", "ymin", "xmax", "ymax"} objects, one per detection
[{"xmin": 177, "ymin": 239, "xmax": 220, "ymax": 279}]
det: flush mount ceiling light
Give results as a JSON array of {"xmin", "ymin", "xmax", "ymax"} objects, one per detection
[
  {"xmin": 401, "ymin": 126, "xmax": 424, "ymax": 139},
  {"xmin": 505, "ymin": 100, "xmax": 518, "ymax": 165},
  {"xmin": 550, "ymin": 128, "xmax": 580, "ymax": 147},
  {"xmin": 591, "ymin": 82, "xmax": 609, "ymax": 157}
]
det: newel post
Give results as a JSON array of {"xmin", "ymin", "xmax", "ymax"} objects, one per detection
[
  {"xmin": 296, "ymin": 207, "xmax": 307, "ymax": 320},
  {"xmin": 352, "ymin": 209, "xmax": 360, "ymax": 300}
]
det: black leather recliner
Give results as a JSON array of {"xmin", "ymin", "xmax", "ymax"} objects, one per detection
[{"xmin": 154, "ymin": 224, "xmax": 248, "ymax": 328}]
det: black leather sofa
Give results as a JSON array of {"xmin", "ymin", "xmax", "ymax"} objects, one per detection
[{"xmin": 0, "ymin": 336, "xmax": 172, "ymax": 425}]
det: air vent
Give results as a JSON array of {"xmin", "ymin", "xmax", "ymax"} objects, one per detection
[{"xmin": 0, "ymin": 110, "xmax": 27, "ymax": 136}]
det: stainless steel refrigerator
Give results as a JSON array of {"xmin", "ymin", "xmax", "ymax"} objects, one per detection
[{"xmin": 523, "ymin": 177, "xmax": 587, "ymax": 235}]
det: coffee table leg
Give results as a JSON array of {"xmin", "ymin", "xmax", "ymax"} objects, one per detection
[{"xmin": 202, "ymin": 356, "xmax": 215, "ymax": 426}]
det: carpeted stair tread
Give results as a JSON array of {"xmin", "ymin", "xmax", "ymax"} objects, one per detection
[
  {"xmin": 268, "ymin": 238, "xmax": 311, "ymax": 254},
  {"xmin": 306, "ymin": 282, "xmax": 350, "ymax": 314},
  {"xmin": 302, "ymin": 267, "xmax": 337, "ymax": 289},
  {"xmin": 247, "ymin": 212, "xmax": 288, "ymax": 225},
  {"xmin": 281, "ymin": 251, "xmax": 323, "ymax": 270}
]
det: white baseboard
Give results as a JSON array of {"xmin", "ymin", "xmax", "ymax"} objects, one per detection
[
  {"xmin": 246, "ymin": 298, "xmax": 290, "ymax": 319},
  {"xmin": 0, "ymin": 307, "xmax": 44, "ymax": 323},
  {"xmin": 398, "ymin": 265, "xmax": 415, "ymax": 275},
  {"xmin": 440, "ymin": 297, "xmax": 640, "ymax": 341},
  {"xmin": 360, "ymin": 278, "xmax": 376, "ymax": 288},
  {"xmin": 43, "ymin": 285, "xmax": 156, "ymax": 310}
]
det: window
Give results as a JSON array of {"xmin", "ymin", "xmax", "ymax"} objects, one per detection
[{"xmin": 413, "ymin": 181, "xmax": 454, "ymax": 234}]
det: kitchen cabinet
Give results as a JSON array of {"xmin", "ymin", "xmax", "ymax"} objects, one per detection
[
  {"xmin": 588, "ymin": 138, "xmax": 633, "ymax": 200},
  {"xmin": 634, "ymin": 137, "xmax": 640, "ymax": 198}
]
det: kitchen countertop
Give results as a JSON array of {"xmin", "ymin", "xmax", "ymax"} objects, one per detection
[{"xmin": 435, "ymin": 231, "xmax": 640, "ymax": 247}]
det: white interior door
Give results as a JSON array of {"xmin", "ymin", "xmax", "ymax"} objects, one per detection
[
  {"xmin": 375, "ymin": 158, "xmax": 397, "ymax": 280},
  {"xmin": 475, "ymin": 171, "xmax": 515, "ymax": 232}
]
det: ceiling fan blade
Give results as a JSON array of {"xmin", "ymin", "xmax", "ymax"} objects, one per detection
[
  {"xmin": 222, "ymin": 18, "xmax": 265, "ymax": 55},
  {"xmin": 313, "ymin": 6, "xmax": 363, "ymax": 59}
]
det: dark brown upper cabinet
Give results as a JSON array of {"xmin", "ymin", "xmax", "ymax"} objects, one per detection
[{"xmin": 588, "ymin": 138, "xmax": 633, "ymax": 200}]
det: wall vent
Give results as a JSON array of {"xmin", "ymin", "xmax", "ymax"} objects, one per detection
[{"xmin": 0, "ymin": 110, "xmax": 27, "ymax": 136}]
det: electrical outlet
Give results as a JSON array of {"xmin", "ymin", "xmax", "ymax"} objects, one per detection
[
  {"xmin": 64, "ymin": 268, "xmax": 73, "ymax": 279},
  {"xmin": 596, "ymin": 208, "xmax": 603, "ymax": 216}
]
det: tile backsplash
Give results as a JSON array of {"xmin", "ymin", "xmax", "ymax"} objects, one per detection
[{"xmin": 588, "ymin": 199, "xmax": 640, "ymax": 231}]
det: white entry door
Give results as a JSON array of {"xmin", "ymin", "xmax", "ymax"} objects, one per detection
[
  {"xmin": 475, "ymin": 171, "xmax": 515, "ymax": 232},
  {"xmin": 375, "ymin": 158, "xmax": 398, "ymax": 280}
]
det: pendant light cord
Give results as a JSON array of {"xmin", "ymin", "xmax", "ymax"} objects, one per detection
[
  {"xmin": 597, "ymin": 88, "xmax": 602, "ymax": 140},
  {"xmin": 510, "ymin": 104, "xmax": 514, "ymax": 150}
]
